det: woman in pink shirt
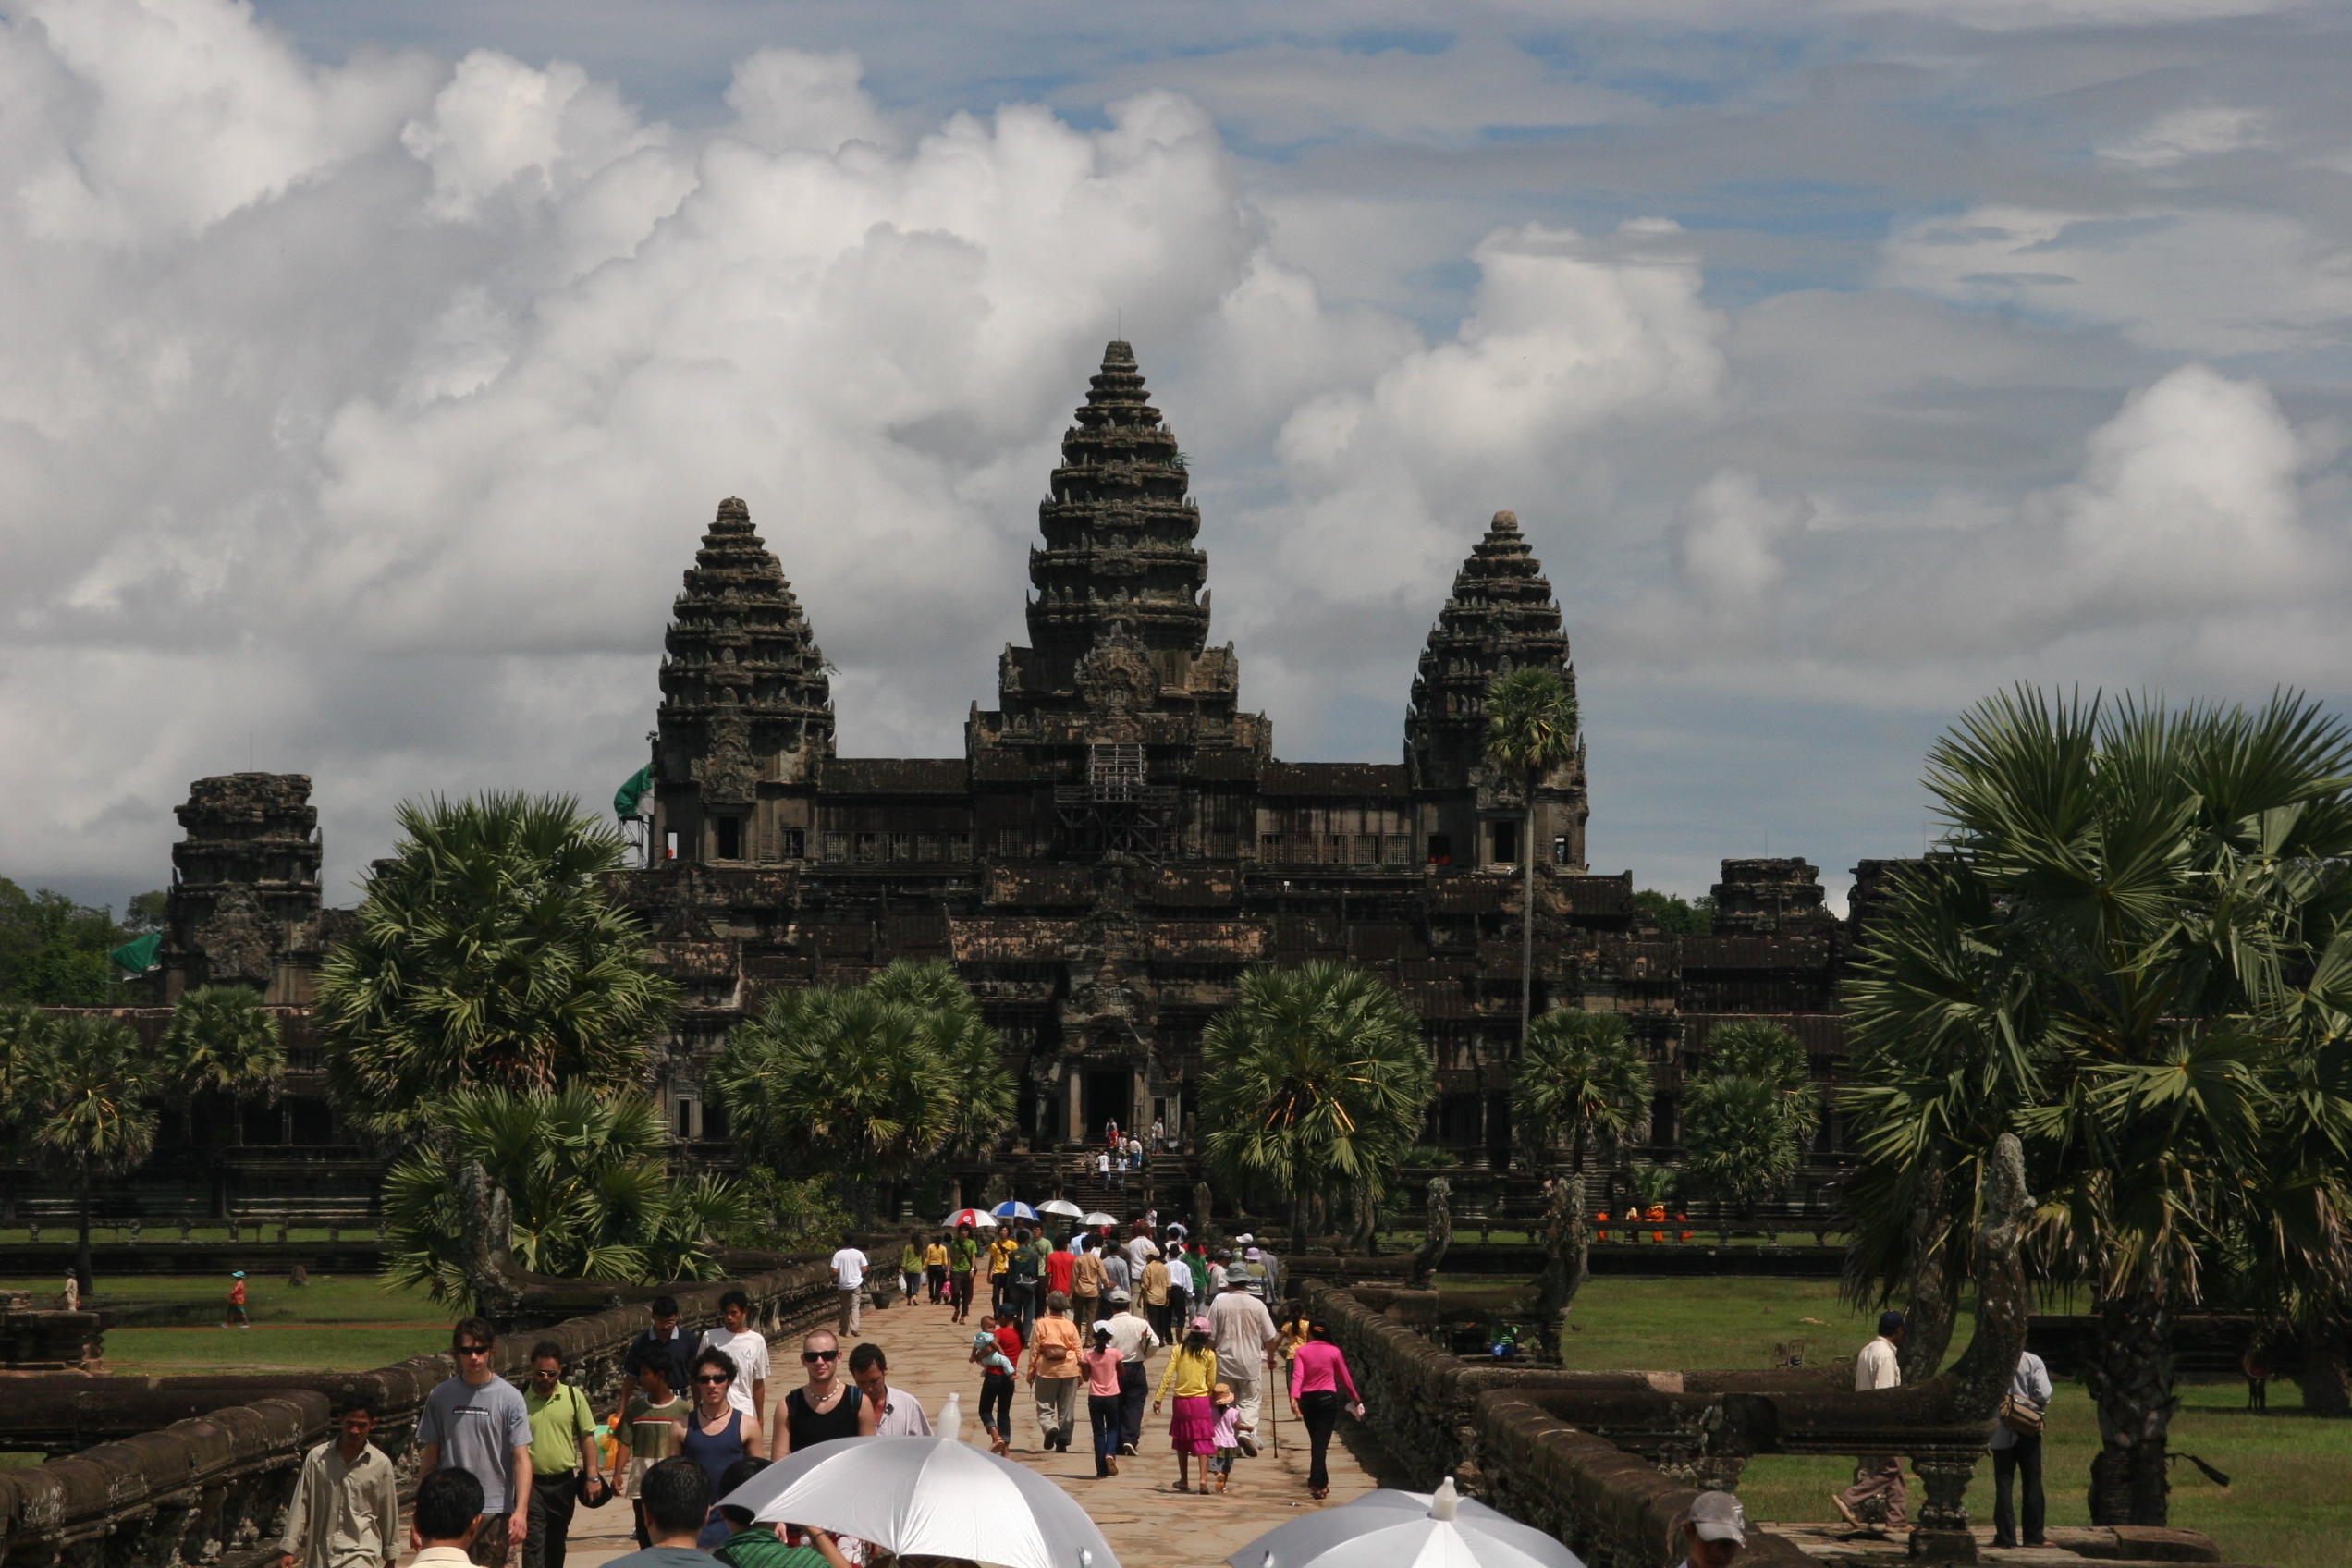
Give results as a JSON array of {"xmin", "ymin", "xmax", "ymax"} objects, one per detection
[
  {"xmin": 1286, "ymin": 1321, "xmax": 1365, "ymax": 1500},
  {"xmin": 1082, "ymin": 1324, "xmax": 1126, "ymax": 1478}
]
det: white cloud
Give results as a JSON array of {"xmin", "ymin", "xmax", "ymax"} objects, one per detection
[
  {"xmin": 2098, "ymin": 105, "xmax": 2276, "ymax": 167},
  {"xmin": 401, "ymin": 50, "xmax": 661, "ymax": 219},
  {"xmin": 9, "ymin": 0, "xmax": 2352, "ymax": 912},
  {"xmin": 1878, "ymin": 203, "xmax": 2352, "ymax": 355},
  {"xmin": 1676, "ymin": 469, "xmax": 1813, "ymax": 608}
]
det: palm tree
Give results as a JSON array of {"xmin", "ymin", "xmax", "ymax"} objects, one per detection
[
  {"xmin": 22, "ymin": 1016, "xmax": 162, "ymax": 1294},
  {"xmin": 1509, "ymin": 1009, "xmax": 1651, "ymax": 1171},
  {"xmin": 868, "ymin": 959, "xmax": 1018, "ymax": 1158},
  {"xmin": 381, "ymin": 1083, "xmax": 731, "ymax": 1306},
  {"xmin": 1197, "ymin": 962, "xmax": 1435, "ymax": 1245},
  {"xmin": 1843, "ymin": 688, "xmax": 2352, "ymax": 1525},
  {"xmin": 714, "ymin": 961, "xmax": 1013, "ymax": 1221},
  {"xmin": 161, "ymin": 985, "xmax": 287, "ymax": 1095},
  {"xmin": 318, "ymin": 793, "xmax": 678, "ymax": 1129},
  {"xmin": 1681, "ymin": 1021, "xmax": 1818, "ymax": 1228},
  {"xmin": 159, "ymin": 984, "xmax": 287, "ymax": 1219},
  {"xmin": 1485, "ymin": 667, "xmax": 1580, "ymax": 1046}
]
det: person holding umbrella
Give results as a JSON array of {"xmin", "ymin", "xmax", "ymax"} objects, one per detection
[
  {"xmin": 1286, "ymin": 1321, "xmax": 1365, "ymax": 1501},
  {"xmin": 1153, "ymin": 1315, "xmax": 1221, "ymax": 1493}
]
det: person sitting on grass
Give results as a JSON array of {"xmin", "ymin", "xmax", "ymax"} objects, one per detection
[
  {"xmin": 408, "ymin": 1467, "xmax": 486, "ymax": 1568},
  {"xmin": 708, "ymin": 1456, "xmax": 850, "ymax": 1568}
]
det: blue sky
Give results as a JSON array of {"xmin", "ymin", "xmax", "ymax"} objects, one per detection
[{"xmin": 6, "ymin": 0, "xmax": 2352, "ymax": 912}]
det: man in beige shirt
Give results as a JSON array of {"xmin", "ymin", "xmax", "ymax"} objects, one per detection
[
  {"xmin": 278, "ymin": 1404, "xmax": 399, "ymax": 1568},
  {"xmin": 1071, "ymin": 1245, "xmax": 1107, "ymax": 1331},
  {"xmin": 1832, "ymin": 1310, "xmax": 1908, "ymax": 1530}
]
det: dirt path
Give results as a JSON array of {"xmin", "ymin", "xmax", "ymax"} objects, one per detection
[{"xmin": 565, "ymin": 1292, "xmax": 1392, "ymax": 1566}]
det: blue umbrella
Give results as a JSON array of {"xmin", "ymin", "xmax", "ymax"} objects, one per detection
[{"xmin": 993, "ymin": 1200, "xmax": 1041, "ymax": 1220}]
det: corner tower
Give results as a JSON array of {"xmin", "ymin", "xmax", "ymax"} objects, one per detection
[
  {"xmin": 1406, "ymin": 509, "xmax": 1588, "ymax": 871},
  {"xmin": 650, "ymin": 497, "xmax": 833, "ymax": 864}
]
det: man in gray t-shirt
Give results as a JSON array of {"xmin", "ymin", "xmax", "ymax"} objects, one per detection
[{"xmin": 415, "ymin": 1317, "xmax": 533, "ymax": 1565}]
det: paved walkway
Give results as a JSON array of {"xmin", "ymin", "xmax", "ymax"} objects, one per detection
[{"xmin": 563, "ymin": 1292, "xmax": 1392, "ymax": 1566}]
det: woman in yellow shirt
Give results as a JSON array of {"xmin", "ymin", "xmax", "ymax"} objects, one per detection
[
  {"xmin": 1151, "ymin": 1316, "xmax": 1221, "ymax": 1492},
  {"xmin": 989, "ymin": 1234, "xmax": 1017, "ymax": 1316},
  {"xmin": 924, "ymin": 1236, "xmax": 950, "ymax": 1305}
]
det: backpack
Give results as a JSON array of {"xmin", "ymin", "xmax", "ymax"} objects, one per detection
[{"xmin": 1012, "ymin": 1249, "xmax": 1040, "ymax": 1282}]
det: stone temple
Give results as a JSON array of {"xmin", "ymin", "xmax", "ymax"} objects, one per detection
[{"xmin": 141, "ymin": 341, "xmax": 1894, "ymax": 1189}]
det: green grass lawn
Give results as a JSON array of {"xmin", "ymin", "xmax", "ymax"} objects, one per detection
[
  {"xmin": 1, "ymin": 1273, "xmax": 450, "ymax": 1376},
  {"xmin": 1435, "ymin": 1274, "xmax": 2341, "ymax": 1568}
]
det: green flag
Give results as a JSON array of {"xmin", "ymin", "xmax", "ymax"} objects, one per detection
[
  {"xmin": 614, "ymin": 765, "xmax": 655, "ymax": 818},
  {"xmin": 110, "ymin": 932, "xmax": 164, "ymax": 974}
]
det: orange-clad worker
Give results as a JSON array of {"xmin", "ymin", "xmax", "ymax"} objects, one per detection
[
  {"xmin": 1648, "ymin": 1203, "xmax": 1668, "ymax": 1243},
  {"xmin": 1676, "ymin": 1211, "xmax": 1693, "ymax": 1243},
  {"xmin": 1595, "ymin": 1209, "xmax": 1611, "ymax": 1243}
]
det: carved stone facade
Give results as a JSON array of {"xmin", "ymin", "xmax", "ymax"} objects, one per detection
[
  {"xmin": 155, "ymin": 774, "xmax": 327, "ymax": 1005},
  {"xmin": 603, "ymin": 342, "xmax": 1878, "ymax": 1164},
  {"xmin": 139, "ymin": 341, "xmax": 1890, "ymax": 1170}
]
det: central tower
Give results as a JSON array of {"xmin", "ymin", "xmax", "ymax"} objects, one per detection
[{"xmin": 969, "ymin": 341, "xmax": 1267, "ymax": 862}]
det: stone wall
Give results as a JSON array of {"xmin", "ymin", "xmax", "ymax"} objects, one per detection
[
  {"xmin": 1299, "ymin": 1280, "xmax": 1825, "ymax": 1568},
  {"xmin": 0, "ymin": 1263, "xmax": 836, "ymax": 1568}
]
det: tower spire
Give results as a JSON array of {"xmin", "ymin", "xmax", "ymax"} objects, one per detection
[
  {"xmin": 651, "ymin": 497, "xmax": 833, "ymax": 863},
  {"xmin": 1022, "ymin": 340, "xmax": 1209, "ymax": 662},
  {"xmin": 1407, "ymin": 509, "xmax": 1587, "ymax": 864}
]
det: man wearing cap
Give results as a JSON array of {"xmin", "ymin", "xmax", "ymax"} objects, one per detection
[
  {"xmin": 1208, "ymin": 1273, "xmax": 1281, "ymax": 1450},
  {"xmin": 1680, "ymin": 1491, "xmax": 1746, "ymax": 1568},
  {"xmin": 1831, "ymin": 1310, "xmax": 1908, "ymax": 1531}
]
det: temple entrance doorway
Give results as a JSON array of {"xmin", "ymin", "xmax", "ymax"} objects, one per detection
[{"xmin": 1082, "ymin": 1068, "xmax": 1131, "ymax": 1143}]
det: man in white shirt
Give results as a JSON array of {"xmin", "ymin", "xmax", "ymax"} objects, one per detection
[
  {"xmin": 697, "ymin": 1289, "xmax": 771, "ymax": 1422},
  {"xmin": 1122, "ymin": 1230, "xmax": 1158, "ymax": 1271},
  {"xmin": 1208, "ymin": 1277, "xmax": 1282, "ymax": 1445},
  {"xmin": 1832, "ymin": 1310, "xmax": 1908, "ymax": 1530},
  {"xmin": 1990, "ymin": 1347, "xmax": 2053, "ymax": 1549},
  {"xmin": 831, "ymin": 1236, "xmax": 871, "ymax": 1338},
  {"xmin": 1103, "ymin": 1301, "xmax": 1161, "ymax": 1455},
  {"xmin": 849, "ymin": 1342, "xmax": 934, "ymax": 1436}
]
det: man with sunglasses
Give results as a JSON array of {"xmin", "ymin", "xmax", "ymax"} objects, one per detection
[
  {"xmin": 416, "ymin": 1317, "xmax": 533, "ymax": 1566},
  {"xmin": 769, "ymin": 1330, "xmax": 878, "ymax": 1457},
  {"xmin": 523, "ymin": 1342, "xmax": 606, "ymax": 1568}
]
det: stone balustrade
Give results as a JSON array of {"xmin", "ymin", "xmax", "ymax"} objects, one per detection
[{"xmin": 0, "ymin": 1262, "xmax": 834, "ymax": 1568}]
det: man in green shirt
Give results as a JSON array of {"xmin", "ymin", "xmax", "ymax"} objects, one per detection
[
  {"xmin": 522, "ymin": 1342, "xmax": 607, "ymax": 1568},
  {"xmin": 709, "ymin": 1457, "xmax": 849, "ymax": 1568},
  {"xmin": 948, "ymin": 1225, "xmax": 980, "ymax": 1324}
]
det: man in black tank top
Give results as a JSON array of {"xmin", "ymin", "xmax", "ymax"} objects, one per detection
[{"xmin": 768, "ymin": 1329, "xmax": 879, "ymax": 1457}]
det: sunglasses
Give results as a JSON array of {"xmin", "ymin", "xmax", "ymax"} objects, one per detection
[
  {"xmin": 454, "ymin": 1344, "xmax": 491, "ymax": 1356},
  {"xmin": 802, "ymin": 1349, "xmax": 839, "ymax": 1363},
  {"xmin": 694, "ymin": 1374, "xmax": 732, "ymax": 1384}
]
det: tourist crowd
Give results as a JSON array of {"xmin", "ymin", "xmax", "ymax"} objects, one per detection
[{"xmin": 276, "ymin": 1209, "xmax": 1363, "ymax": 1568}]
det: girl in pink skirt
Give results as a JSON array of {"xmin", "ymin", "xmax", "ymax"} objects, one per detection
[{"xmin": 1152, "ymin": 1315, "xmax": 1221, "ymax": 1493}]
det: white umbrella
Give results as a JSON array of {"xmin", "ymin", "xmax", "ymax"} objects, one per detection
[
  {"xmin": 722, "ymin": 1435, "xmax": 1118, "ymax": 1568},
  {"xmin": 1230, "ymin": 1478, "xmax": 1583, "ymax": 1568},
  {"xmin": 1080, "ymin": 1210, "xmax": 1121, "ymax": 1228},
  {"xmin": 1036, "ymin": 1198, "xmax": 1084, "ymax": 1219}
]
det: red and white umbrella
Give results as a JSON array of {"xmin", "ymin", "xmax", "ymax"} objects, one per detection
[{"xmin": 942, "ymin": 1207, "xmax": 1000, "ymax": 1229}]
